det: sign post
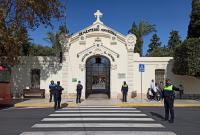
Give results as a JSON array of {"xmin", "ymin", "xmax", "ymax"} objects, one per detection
[{"xmin": 139, "ymin": 64, "xmax": 145, "ymax": 100}]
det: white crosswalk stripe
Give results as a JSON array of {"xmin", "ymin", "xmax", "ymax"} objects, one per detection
[
  {"xmin": 42, "ymin": 117, "xmax": 154, "ymax": 121},
  {"xmin": 19, "ymin": 106, "xmax": 177, "ymax": 135},
  {"xmin": 49, "ymin": 113, "xmax": 147, "ymax": 116},
  {"xmin": 62, "ymin": 107, "xmax": 136, "ymax": 110},
  {"xmin": 21, "ymin": 131, "xmax": 177, "ymax": 135},
  {"xmin": 33, "ymin": 123, "xmax": 163, "ymax": 128},
  {"xmin": 55, "ymin": 110, "xmax": 141, "ymax": 113}
]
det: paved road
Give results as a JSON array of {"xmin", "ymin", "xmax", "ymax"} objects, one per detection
[
  {"xmin": 138, "ymin": 107, "xmax": 200, "ymax": 135},
  {"xmin": 19, "ymin": 106, "xmax": 175, "ymax": 135},
  {"xmin": 0, "ymin": 107, "xmax": 53, "ymax": 135},
  {"xmin": 0, "ymin": 106, "xmax": 199, "ymax": 135}
]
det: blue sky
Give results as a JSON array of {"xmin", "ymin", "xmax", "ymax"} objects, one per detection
[{"xmin": 29, "ymin": 0, "xmax": 191, "ymax": 55}]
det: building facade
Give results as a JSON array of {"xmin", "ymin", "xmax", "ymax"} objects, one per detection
[{"xmin": 11, "ymin": 10, "xmax": 200, "ymax": 99}]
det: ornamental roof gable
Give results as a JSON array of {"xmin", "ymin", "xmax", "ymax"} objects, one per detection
[{"xmin": 69, "ymin": 10, "xmax": 126, "ymax": 42}]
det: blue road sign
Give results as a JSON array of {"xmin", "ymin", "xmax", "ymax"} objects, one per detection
[{"xmin": 139, "ymin": 64, "xmax": 145, "ymax": 72}]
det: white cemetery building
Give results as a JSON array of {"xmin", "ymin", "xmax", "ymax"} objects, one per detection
[{"xmin": 11, "ymin": 10, "xmax": 200, "ymax": 99}]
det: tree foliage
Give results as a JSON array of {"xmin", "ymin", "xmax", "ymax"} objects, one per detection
[
  {"xmin": 146, "ymin": 33, "xmax": 171, "ymax": 57},
  {"xmin": 173, "ymin": 0, "xmax": 200, "ymax": 78},
  {"xmin": 147, "ymin": 33, "xmax": 161, "ymax": 56},
  {"xmin": 168, "ymin": 30, "xmax": 181, "ymax": 49},
  {"xmin": 45, "ymin": 25, "xmax": 69, "ymax": 63},
  {"xmin": 187, "ymin": 0, "xmax": 200, "ymax": 38},
  {"xmin": 19, "ymin": 29, "xmax": 32, "ymax": 56},
  {"xmin": 29, "ymin": 44, "xmax": 56, "ymax": 56},
  {"xmin": 173, "ymin": 38, "xmax": 200, "ymax": 77},
  {"xmin": 129, "ymin": 21, "xmax": 156, "ymax": 56},
  {"xmin": 0, "ymin": 0, "xmax": 64, "ymax": 66}
]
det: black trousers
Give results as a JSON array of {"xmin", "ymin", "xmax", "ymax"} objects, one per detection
[
  {"xmin": 122, "ymin": 92, "xmax": 127, "ymax": 102},
  {"xmin": 49, "ymin": 91, "xmax": 53, "ymax": 102},
  {"xmin": 76, "ymin": 92, "xmax": 81, "ymax": 103},
  {"xmin": 179, "ymin": 90, "xmax": 183, "ymax": 99},
  {"xmin": 54, "ymin": 96, "xmax": 61, "ymax": 110},
  {"xmin": 164, "ymin": 95, "xmax": 174, "ymax": 121}
]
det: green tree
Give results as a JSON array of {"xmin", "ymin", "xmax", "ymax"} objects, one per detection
[
  {"xmin": 164, "ymin": 30, "xmax": 182, "ymax": 56},
  {"xmin": 29, "ymin": 44, "xmax": 56, "ymax": 56},
  {"xmin": 0, "ymin": 0, "xmax": 64, "ymax": 66},
  {"xmin": 129, "ymin": 21, "xmax": 156, "ymax": 56},
  {"xmin": 173, "ymin": 38, "xmax": 200, "ymax": 77},
  {"xmin": 168, "ymin": 30, "xmax": 181, "ymax": 49},
  {"xmin": 147, "ymin": 33, "xmax": 161, "ymax": 55},
  {"xmin": 146, "ymin": 33, "xmax": 165, "ymax": 57},
  {"xmin": 45, "ymin": 25, "xmax": 69, "ymax": 63},
  {"xmin": 173, "ymin": 1, "xmax": 200, "ymax": 77},
  {"xmin": 20, "ymin": 28, "xmax": 32, "ymax": 56},
  {"xmin": 187, "ymin": 0, "xmax": 200, "ymax": 38}
]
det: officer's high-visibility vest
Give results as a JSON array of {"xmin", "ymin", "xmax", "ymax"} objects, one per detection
[
  {"xmin": 123, "ymin": 84, "xmax": 128, "ymax": 87},
  {"xmin": 164, "ymin": 85, "xmax": 173, "ymax": 91}
]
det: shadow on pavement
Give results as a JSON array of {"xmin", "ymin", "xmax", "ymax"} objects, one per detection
[
  {"xmin": 0, "ymin": 99, "xmax": 28, "ymax": 110},
  {"xmin": 150, "ymin": 112, "xmax": 165, "ymax": 120}
]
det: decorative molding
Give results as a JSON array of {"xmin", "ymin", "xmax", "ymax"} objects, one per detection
[
  {"xmin": 111, "ymin": 64, "xmax": 117, "ymax": 70},
  {"xmin": 126, "ymin": 34, "xmax": 136, "ymax": 51},
  {"xmin": 77, "ymin": 44, "xmax": 120, "ymax": 62},
  {"xmin": 59, "ymin": 33, "xmax": 71, "ymax": 52},
  {"xmin": 79, "ymin": 64, "xmax": 85, "ymax": 71}
]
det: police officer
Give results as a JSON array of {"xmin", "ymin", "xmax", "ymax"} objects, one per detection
[
  {"xmin": 163, "ymin": 79, "xmax": 179, "ymax": 123},
  {"xmin": 53, "ymin": 81, "xmax": 64, "ymax": 110},
  {"xmin": 49, "ymin": 80, "xmax": 56, "ymax": 102},
  {"xmin": 121, "ymin": 81, "xmax": 128, "ymax": 102},
  {"xmin": 76, "ymin": 81, "xmax": 83, "ymax": 104}
]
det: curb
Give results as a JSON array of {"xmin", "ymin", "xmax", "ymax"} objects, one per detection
[
  {"xmin": 14, "ymin": 103, "xmax": 200, "ymax": 108},
  {"xmin": 115, "ymin": 104, "xmax": 200, "ymax": 107},
  {"xmin": 14, "ymin": 102, "xmax": 70, "ymax": 108}
]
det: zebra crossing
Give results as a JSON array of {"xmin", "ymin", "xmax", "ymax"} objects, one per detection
[{"xmin": 20, "ymin": 106, "xmax": 176, "ymax": 135}]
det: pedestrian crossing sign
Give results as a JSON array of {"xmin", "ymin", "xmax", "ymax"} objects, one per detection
[{"xmin": 139, "ymin": 64, "xmax": 145, "ymax": 72}]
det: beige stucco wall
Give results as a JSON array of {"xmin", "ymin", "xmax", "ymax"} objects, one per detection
[
  {"xmin": 10, "ymin": 53, "xmax": 200, "ymax": 98},
  {"xmin": 11, "ymin": 56, "xmax": 63, "ymax": 97},
  {"xmin": 65, "ymin": 23, "xmax": 129, "ymax": 98},
  {"xmin": 132, "ymin": 54, "xmax": 200, "ymax": 96}
]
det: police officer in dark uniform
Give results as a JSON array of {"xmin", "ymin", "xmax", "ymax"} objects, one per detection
[
  {"xmin": 53, "ymin": 81, "xmax": 63, "ymax": 110},
  {"xmin": 121, "ymin": 81, "xmax": 128, "ymax": 102},
  {"xmin": 163, "ymin": 79, "xmax": 179, "ymax": 123},
  {"xmin": 49, "ymin": 80, "xmax": 56, "ymax": 102},
  {"xmin": 76, "ymin": 81, "xmax": 83, "ymax": 104}
]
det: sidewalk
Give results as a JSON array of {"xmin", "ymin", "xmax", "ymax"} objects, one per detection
[{"xmin": 14, "ymin": 96, "xmax": 200, "ymax": 108}]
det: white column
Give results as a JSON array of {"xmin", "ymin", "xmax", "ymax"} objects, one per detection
[
  {"xmin": 62, "ymin": 52, "xmax": 69, "ymax": 97},
  {"xmin": 127, "ymin": 51, "xmax": 135, "ymax": 97}
]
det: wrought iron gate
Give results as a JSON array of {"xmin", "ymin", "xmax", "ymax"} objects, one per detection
[
  {"xmin": 155, "ymin": 69, "xmax": 165, "ymax": 88},
  {"xmin": 86, "ymin": 56, "xmax": 110, "ymax": 98}
]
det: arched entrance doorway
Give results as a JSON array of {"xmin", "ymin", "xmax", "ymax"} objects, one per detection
[{"xmin": 86, "ymin": 55, "xmax": 111, "ymax": 99}]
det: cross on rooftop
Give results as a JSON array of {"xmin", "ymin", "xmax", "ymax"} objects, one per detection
[{"xmin": 93, "ymin": 10, "xmax": 103, "ymax": 24}]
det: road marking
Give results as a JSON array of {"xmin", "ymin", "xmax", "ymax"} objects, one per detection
[
  {"xmin": 32, "ymin": 123, "xmax": 164, "ymax": 128},
  {"xmin": 69, "ymin": 106, "xmax": 120, "ymax": 108},
  {"xmin": 55, "ymin": 110, "xmax": 141, "ymax": 113},
  {"xmin": 19, "ymin": 106, "xmax": 178, "ymax": 135},
  {"xmin": 62, "ymin": 107, "xmax": 136, "ymax": 110},
  {"xmin": 49, "ymin": 113, "xmax": 147, "ymax": 117},
  {"xmin": 20, "ymin": 131, "xmax": 177, "ymax": 135},
  {"xmin": 42, "ymin": 117, "xmax": 154, "ymax": 121}
]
